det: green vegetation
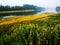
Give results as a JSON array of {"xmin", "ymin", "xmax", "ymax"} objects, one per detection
[
  {"xmin": 0, "ymin": 4, "xmax": 44, "ymax": 11},
  {"xmin": 56, "ymin": 6, "xmax": 60, "ymax": 12},
  {"xmin": 0, "ymin": 13, "xmax": 60, "ymax": 45},
  {"xmin": 0, "ymin": 4, "xmax": 45, "ymax": 17},
  {"xmin": 0, "ymin": 17, "xmax": 3, "ymax": 20}
]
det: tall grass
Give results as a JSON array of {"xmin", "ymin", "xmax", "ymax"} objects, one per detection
[{"xmin": 0, "ymin": 13, "xmax": 60, "ymax": 45}]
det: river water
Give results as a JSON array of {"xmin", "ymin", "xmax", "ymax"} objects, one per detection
[{"xmin": 0, "ymin": 8, "xmax": 57, "ymax": 18}]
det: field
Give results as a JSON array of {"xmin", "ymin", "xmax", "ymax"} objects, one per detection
[
  {"xmin": 0, "ymin": 13, "xmax": 54, "ymax": 25},
  {"xmin": 0, "ymin": 13, "xmax": 60, "ymax": 45}
]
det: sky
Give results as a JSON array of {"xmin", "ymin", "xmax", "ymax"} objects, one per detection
[
  {"xmin": 0, "ymin": 0, "xmax": 60, "ymax": 12},
  {"xmin": 0, "ymin": 0, "xmax": 60, "ymax": 8}
]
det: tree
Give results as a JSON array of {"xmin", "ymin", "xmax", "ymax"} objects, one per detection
[{"xmin": 56, "ymin": 6, "xmax": 60, "ymax": 12}]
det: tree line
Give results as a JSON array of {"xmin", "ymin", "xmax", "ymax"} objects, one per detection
[
  {"xmin": 0, "ymin": 4, "xmax": 45, "ymax": 12},
  {"xmin": 0, "ymin": 4, "xmax": 45, "ymax": 17},
  {"xmin": 56, "ymin": 6, "xmax": 60, "ymax": 12}
]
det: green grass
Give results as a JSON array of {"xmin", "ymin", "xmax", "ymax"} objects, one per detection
[
  {"xmin": 0, "ymin": 17, "xmax": 3, "ymax": 20},
  {"xmin": 0, "ymin": 13, "xmax": 60, "ymax": 45}
]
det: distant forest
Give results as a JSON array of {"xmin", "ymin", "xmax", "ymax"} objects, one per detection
[
  {"xmin": 0, "ymin": 4, "xmax": 45, "ymax": 11},
  {"xmin": 56, "ymin": 6, "xmax": 60, "ymax": 12},
  {"xmin": 0, "ymin": 4, "xmax": 45, "ymax": 16}
]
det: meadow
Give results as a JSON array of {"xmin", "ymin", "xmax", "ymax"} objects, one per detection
[{"xmin": 0, "ymin": 13, "xmax": 60, "ymax": 45}]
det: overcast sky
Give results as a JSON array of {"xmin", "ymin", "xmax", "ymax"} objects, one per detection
[{"xmin": 0, "ymin": 0, "xmax": 60, "ymax": 8}]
